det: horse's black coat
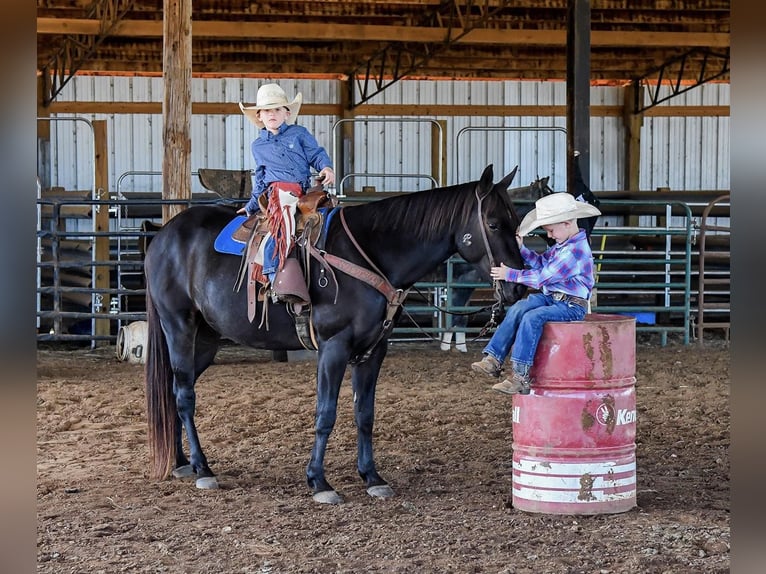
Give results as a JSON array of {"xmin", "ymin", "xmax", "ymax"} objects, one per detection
[{"xmin": 144, "ymin": 164, "xmax": 526, "ymax": 502}]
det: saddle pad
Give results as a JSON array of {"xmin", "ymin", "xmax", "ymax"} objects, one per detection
[
  {"xmin": 321, "ymin": 206, "xmax": 341, "ymax": 235},
  {"xmin": 214, "ymin": 215, "xmax": 249, "ymax": 255}
]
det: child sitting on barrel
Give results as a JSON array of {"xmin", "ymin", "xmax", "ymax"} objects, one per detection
[{"xmin": 470, "ymin": 192, "xmax": 601, "ymax": 395}]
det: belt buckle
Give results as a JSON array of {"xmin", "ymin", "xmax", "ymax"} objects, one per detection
[{"xmin": 552, "ymin": 292, "xmax": 565, "ymax": 302}]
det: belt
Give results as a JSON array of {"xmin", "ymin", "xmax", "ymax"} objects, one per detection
[{"xmin": 551, "ymin": 291, "xmax": 589, "ymax": 309}]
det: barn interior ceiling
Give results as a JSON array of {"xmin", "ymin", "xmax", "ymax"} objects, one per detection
[{"xmin": 37, "ymin": 0, "xmax": 730, "ymax": 106}]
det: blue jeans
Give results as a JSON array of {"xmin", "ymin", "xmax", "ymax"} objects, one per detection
[
  {"xmin": 262, "ymin": 236, "xmax": 279, "ymax": 282},
  {"xmin": 482, "ymin": 292, "xmax": 586, "ymax": 375}
]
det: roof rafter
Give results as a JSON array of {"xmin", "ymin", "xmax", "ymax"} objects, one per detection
[
  {"xmin": 36, "ymin": 18, "xmax": 728, "ymax": 48},
  {"xmin": 40, "ymin": 0, "xmax": 137, "ymax": 106}
]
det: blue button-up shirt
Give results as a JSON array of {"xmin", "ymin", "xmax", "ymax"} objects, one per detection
[
  {"xmin": 503, "ymin": 229, "xmax": 595, "ymax": 300},
  {"xmin": 244, "ymin": 123, "xmax": 333, "ymax": 214}
]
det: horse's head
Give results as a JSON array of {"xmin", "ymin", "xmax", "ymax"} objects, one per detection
[
  {"xmin": 505, "ymin": 174, "xmax": 554, "ymax": 221},
  {"xmin": 531, "ymin": 175, "xmax": 554, "ymax": 197},
  {"xmin": 455, "ymin": 164, "xmax": 527, "ymax": 306}
]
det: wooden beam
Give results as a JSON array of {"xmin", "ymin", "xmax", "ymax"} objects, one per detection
[
  {"xmin": 47, "ymin": 101, "xmax": 730, "ymax": 117},
  {"xmin": 48, "ymin": 102, "xmax": 342, "ymax": 115},
  {"xmin": 161, "ymin": 0, "xmax": 192, "ymax": 223},
  {"xmin": 36, "ymin": 18, "xmax": 729, "ymax": 48}
]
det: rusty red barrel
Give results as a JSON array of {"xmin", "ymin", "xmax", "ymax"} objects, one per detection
[{"xmin": 511, "ymin": 313, "xmax": 637, "ymax": 514}]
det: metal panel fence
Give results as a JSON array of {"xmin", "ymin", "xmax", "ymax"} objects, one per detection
[{"xmin": 38, "ymin": 194, "xmax": 709, "ymax": 348}]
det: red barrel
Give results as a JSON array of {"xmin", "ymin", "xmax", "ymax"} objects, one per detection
[{"xmin": 511, "ymin": 313, "xmax": 637, "ymax": 514}]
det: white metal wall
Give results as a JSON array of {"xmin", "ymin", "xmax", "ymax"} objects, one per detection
[
  {"xmin": 42, "ymin": 77, "xmax": 729, "ymax": 197},
  {"xmin": 640, "ymin": 83, "xmax": 730, "ymax": 191}
]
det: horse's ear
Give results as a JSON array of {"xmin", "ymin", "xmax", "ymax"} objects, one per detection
[
  {"xmin": 498, "ymin": 165, "xmax": 519, "ymax": 190},
  {"xmin": 479, "ymin": 164, "xmax": 494, "ymax": 185},
  {"xmin": 477, "ymin": 164, "xmax": 495, "ymax": 199},
  {"xmin": 541, "ymin": 175, "xmax": 553, "ymax": 195}
]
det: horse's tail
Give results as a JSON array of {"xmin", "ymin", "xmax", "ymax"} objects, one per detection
[{"xmin": 144, "ymin": 281, "xmax": 177, "ymax": 480}]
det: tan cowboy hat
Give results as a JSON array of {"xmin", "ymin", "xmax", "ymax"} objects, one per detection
[
  {"xmin": 518, "ymin": 192, "xmax": 601, "ymax": 236},
  {"xmin": 239, "ymin": 83, "xmax": 302, "ymax": 129}
]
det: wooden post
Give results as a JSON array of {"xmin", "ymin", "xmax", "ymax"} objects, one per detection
[
  {"xmin": 623, "ymin": 84, "xmax": 643, "ymax": 227},
  {"xmin": 92, "ymin": 120, "xmax": 111, "ymax": 343},
  {"xmin": 623, "ymin": 84, "xmax": 643, "ymax": 191},
  {"xmin": 37, "ymin": 77, "xmax": 51, "ymax": 190},
  {"xmin": 432, "ymin": 120, "xmax": 447, "ymax": 187},
  {"xmin": 161, "ymin": 0, "xmax": 192, "ymax": 223},
  {"xmin": 339, "ymin": 81, "xmax": 355, "ymax": 195},
  {"xmin": 566, "ymin": 0, "xmax": 591, "ymax": 192}
]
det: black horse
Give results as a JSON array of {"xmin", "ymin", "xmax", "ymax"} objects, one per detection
[{"xmin": 143, "ymin": 164, "xmax": 526, "ymax": 504}]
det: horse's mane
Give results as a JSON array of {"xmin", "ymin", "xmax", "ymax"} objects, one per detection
[{"xmin": 360, "ymin": 181, "xmax": 502, "ymax": 242}]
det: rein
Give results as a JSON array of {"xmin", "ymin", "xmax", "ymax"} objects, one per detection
[
  {"xmin": 473, "ymin": 187, "xmax": 505, "ymax": 335},
  {"xmin": 400, "ymin": 285, "xmax": 495, "ymax": 345},
  {"xmin": 309, "ymin": 207, "xmax": 409, "ymax": 363}
]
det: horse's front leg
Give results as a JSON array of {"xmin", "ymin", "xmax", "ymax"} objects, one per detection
[
  {"xmin": 351, "ymin": 343, "xmax": 394, "ymax": 499},
  {"xmin": 306, "ymin": 346, "xmax": 348, "ymax": 504}
]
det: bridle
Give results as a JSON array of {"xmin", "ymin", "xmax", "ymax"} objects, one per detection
[{"xmin": 471, "ymin": 185, "xmax": 508, "ymax": 336}]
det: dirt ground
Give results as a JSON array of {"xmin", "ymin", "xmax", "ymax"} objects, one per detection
[{"xmin": 37, "ymin": 335, "xmax": 730, "ymax": 574}]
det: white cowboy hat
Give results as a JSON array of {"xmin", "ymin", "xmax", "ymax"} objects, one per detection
[
  {"xmin": 518, "ymin": 192, "xmax": 601, "ymax": 236},
  {"xmin": 239, "ymin": 83, "xmax": 302, "ymax": 129}
]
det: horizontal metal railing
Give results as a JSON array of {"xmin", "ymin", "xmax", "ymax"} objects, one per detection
[
  {"xmin": 38, "ymin": 194, "xmax": 711, "ymax": 347},
  {"xmin": 396, "ymin": 199, "xmax": 697, "ymax": 346}
]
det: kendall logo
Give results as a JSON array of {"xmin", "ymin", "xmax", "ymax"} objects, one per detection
[
  {"xmin": 596, "ymin": 403, "xmax": 636, "ymax": 426},
  {"xmin": 616, "ymin": 408, "xmax": 637, "ymax": 425}
]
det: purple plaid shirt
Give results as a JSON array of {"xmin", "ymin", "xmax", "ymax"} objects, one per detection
[{"xmin": 504, "ymin": 229, "xmax": 595, "ymax": 300}]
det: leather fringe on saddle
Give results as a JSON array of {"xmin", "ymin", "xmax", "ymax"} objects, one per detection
[{"xmin": 233, "ymin": 186, "xmax": 338, "ymax": 341}]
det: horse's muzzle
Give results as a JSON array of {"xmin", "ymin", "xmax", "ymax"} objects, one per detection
[{"xmin": 498, "ymin": 281, "xmax": 527, "ymax": 306}]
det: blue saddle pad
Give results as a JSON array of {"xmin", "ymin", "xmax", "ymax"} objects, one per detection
[{"xmin": 214, "ymin": 215, "xmax": 248, "ymax": 255}]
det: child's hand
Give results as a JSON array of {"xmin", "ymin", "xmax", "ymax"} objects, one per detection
[
  {"xmin": 490, "ymin": 264, "xmax": 510, "ymax": 282},
  {"xmin": 236, "ymin": 207, "xmax": 248, "ymax": 215},
  {"xmin": 318, "ymin": 167, "xmax": 335, "ymax": 187}
]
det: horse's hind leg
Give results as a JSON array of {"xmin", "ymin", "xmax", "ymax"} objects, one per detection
[
  {"xmin": 164, "ymin": 318, "xmax": 219, "ymax": 489},
  {"xmin": 170, "ymin": 328, "xmax": 220, "ymax": 483}
]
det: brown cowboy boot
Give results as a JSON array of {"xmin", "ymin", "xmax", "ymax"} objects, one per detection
[
  {"xmin": 272, "ymin": 257, "xmax": 310, "ymax": 306},
  {"xmin": 471, "ymin": 355, "xmax": 503, "ymax": 378},
  {"xmin": 492, "ymin": 372, "xmax": 531, "ymax": 395}
]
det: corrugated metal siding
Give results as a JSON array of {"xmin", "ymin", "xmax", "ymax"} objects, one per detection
[
  {"xmin": 641, "ymin": 83, "xmax": 730, "ymax": 191},
  {"xmin": 43, "ymin": 77, "xmax": 729, "ymax": 198},
  {"xmin": 590, "ymin": 86, "xmax": 624, "ymax": 191}
]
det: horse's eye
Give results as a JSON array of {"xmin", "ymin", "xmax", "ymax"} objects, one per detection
[{"xmin": 487, "ymin": 222, "xmax": 499, "ymax": 231}]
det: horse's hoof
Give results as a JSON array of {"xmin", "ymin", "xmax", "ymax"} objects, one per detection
[
  {"xmin": 313, "ymin": 490, "xmax": 343, "ymax": 504},
  {"xmin": 367, "ymin": 484, "xmax": 395, "ymax": 499},
  {"xmin": 440, "ymin": 332, "xmax": 452, "ymax": 351},
  {"xmin": 172, "ymin": 465, "xmax": 195, "ymax": 478},
  {"xmin": 195, "ymin": 476, "xmax": 219, "ymax": 489}
]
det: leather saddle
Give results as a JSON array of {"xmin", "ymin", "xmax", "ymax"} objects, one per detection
[{"xmin": 234, "ymin": 187, "xmax": 338, "ymax": 323}]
